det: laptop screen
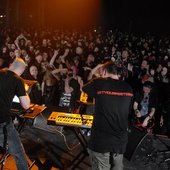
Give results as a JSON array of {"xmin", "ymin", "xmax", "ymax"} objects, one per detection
[{"xmin": 12, "ymin": 95, "xmax": 20, "ymax": 103}]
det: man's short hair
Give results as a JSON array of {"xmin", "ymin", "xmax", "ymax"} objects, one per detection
[
  {"xmin": 143, "ymin": 81, "xmax": 153, "ymax": 89},
  {"xmin": 103, "ymin": 61, "xmax": 119, "ymax": 75},
  {"xmin": 10, "ymin": 57, "xmax": 26, "ymax": 70}
]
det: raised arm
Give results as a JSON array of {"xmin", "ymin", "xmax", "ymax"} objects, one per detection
[{"xmin": 49, "ymin": 49, "xmax": 59, "ymax": 66}]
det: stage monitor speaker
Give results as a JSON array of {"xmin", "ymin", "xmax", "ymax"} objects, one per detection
[
  {"xmin": 150, "ymin": 134, "xmax": 170, "ymax": 155},
  {"xmin": 33, "ymin": 106, "xmax": 67, "ymax": 133},
  {"xmin": 124, "ymin": 126, "xmax": 153, "ymax": 161},
  {"xmin": 124, "ymin": 127, "xmax": 170, "ymax": 169}
]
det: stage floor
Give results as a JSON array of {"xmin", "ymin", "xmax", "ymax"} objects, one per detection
[{"xmin": 1, "ymin": 121, "xmax": 170, "ymax": 170}]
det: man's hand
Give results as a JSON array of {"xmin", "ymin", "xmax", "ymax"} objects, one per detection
[
  {"xmin": 160, "ymin": 116, "xmax": 164, "ymax": 127},
  {"xmin": 54, "ymin": 49, "xmax": 60, "ymax": 56},
  {"xmin": 24, "ymin": 83, "xmax": 29, "ymax": 93},
  {"xmin": 142, "ymin": 116, "xmax": 150, "ymax": 127},
  {"xmin": 135, "ymin": 110, "xmax": 141, "ymax": 118}
]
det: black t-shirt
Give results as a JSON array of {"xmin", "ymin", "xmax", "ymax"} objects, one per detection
[
  {"xmin": 0, "ymin": 69, "xmax": 26, "ymax": 123},
  {"xmin": 82, "ymin": 77, "xmax": 133, "ymax": 153},
  {"xmin": 134, "ymin": 90, "xmax": 157, "ymax": 115}
]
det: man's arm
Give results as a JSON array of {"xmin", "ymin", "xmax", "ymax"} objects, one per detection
[
  {"xmin": 19, "ymin": 93, "xmax": 30, "ymax": 110},
  {"xmin": 87, "ymin": 64, "xmax": 103, "ymax": 80},
  {"xmin": 133, "ymin": 101, "xmax": 141, "ymax": 117},
  {"xmin": 49, "ymin": 49, "xmax": 59, "ymax": 66},
  {"xmin": 64, "ymin": 78, "xmax": 73, "ymax": 94},
  {"xmin": 82, "ymin": 79, "xmax": 96, "ymax": 98},
  {"xmin": 142, "ymin": 107, "xmax": 156, "ymax": 127}
]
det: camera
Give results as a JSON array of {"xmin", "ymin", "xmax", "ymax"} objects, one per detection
[
  {"xmin": 62, "ymin": 74, "xmax": 67, "ymax": 79},
  {"xmin": 128, "ymin": 57, "xmax": 139, "ymax": 66},
  {"xmin": 68, "ymin": 73, "xmax": 73, "ymax": 77}
]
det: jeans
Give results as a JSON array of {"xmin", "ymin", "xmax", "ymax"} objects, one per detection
[
  {"xmin": 88, "ymin": 149, "xmax": 123, "ymax": 170},
  {"xmin": 0, "ymin": 120, "xmax": 28, "ymax": 170}
]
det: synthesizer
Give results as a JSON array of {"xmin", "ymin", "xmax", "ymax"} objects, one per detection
[
  {"xmin": 23, "ymin": 104, "xmax": 47, "ymax": 119},
  {"xmin": 47, "ymin": 112, "xmax": 93, "ymax": 129},
  {"xmin": 11, "ymin": 104, "xmax": 47, "ymax": 119}
]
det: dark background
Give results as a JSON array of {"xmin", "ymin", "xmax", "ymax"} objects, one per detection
[{"xmin": 0, "ymin": 0, "xmax": 170, "ymax": 35}]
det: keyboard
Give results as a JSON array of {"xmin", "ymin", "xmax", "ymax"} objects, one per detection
[{"xmin": 47, "ymin": 112, "xmax": 93, "ymax": 129}]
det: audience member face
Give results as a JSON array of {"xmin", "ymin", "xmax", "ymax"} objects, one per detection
[
  {"xmin": 42, "ymin": 52, "xmax": 48, "ymax": 62},
  {"xmin": 21, "ymin": 49, "xmax": 27, "ymax": 56},
  {"xmin": 9, "ymin": 51, "xmax": 15, "ymax": 59},
  {"xmin": 156, "ymin": 64, "xmax": 163, "ymax": 73},
  {"xmin": 86, "ymin": 54, "xmax": 94, "ymax": 64},
  {"xmin": 112, "ymin": 46, "xmax": 116, "ymax": 54},
  {"xmin": 141, "ymin": 50, "xmax": 146, "ymax": 56},
  {"xmin": 29, "ymin": 46, "xmax": 34, "ymax": 52},
  {"xmin": 42, "ymin": 39, "xmax": 47, "ymax": 46},
  {"xmin": 2, "ymin": 47, "xmax": 7, "ymax": 53},
  {"xmin": 29, "ymin": 65, "xmax": 38, "ymax": 78},
  {"xmin": 161, "ymin": 67, "xmax": 168, "ymax": 76},
  {"xmin": 67, "ymin": 70, "xmax": 74, "ymax": 78},
  {"xmin": 94, "ymin": 47, "xmax": 99, "ymax": 53},
  {"xmin": 73, "ymin": 57, "xmax": 79, "ymax": 66},
  {"xmin": 141, "ymin": 60, "xmax": 148, "ymax": 70},
  {"xmin": 76, "ymin": 46, "xmax": 83, "ymax": 55},
  {"xmin": 11, "ymin": 44, "xmax": 16, "ymax": 50},
  {"xmin": 149, "ymin": 69, "xmax": 155, "ymax": 76},
  {"xmin": 14, "ymin": 49, "xmax": 21, "ymax": 57},
  {"xmin": 35, "ymin": 54, "xmax": 43, "ymax": 63},
  {"xmin": 27, "ymin": 40, "xmax": 32, "ymax": 46},
  {"xmin": 121, "ymin": 50, "xmax": 129, "ymax": 61},
  {"xmin": 168, "ymin": 61, "xmax": 170, "ymax": 67},
  {"xmin": 143, "ymin": 86, "xmax": 151, "ymax": 95},
  {"xmin": 5, "ymin": 36, "xmax": 10, "ymax": 43},
  {"xmin": 77, "ymin": 41, "xmax": 82, "ymax": 47},
  {"xmin": 98, "ymin": 67, "xmax": 104, "ymax": 77},
  {"xmin": 70, "ymin": 65, "xmax": 77, "ymax": 76},
  {"xmin": 20, "ymin": 39, "xmax": 25, "ymax": 45}
]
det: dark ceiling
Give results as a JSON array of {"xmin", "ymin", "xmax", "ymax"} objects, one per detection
[{"xmin": 0, "ymin": 0, "xmax": 169, "ymax": 34}]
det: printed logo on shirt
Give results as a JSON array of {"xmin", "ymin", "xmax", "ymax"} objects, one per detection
[
  {"xmin": 97, "ymin": 91, "xmax": 133, "ymax": 97},
  {"xmin": 59, "ymin": 93, "xmax": 71, "ymax": 107}
]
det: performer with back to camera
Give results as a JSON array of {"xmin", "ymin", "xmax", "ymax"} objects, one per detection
[
  {"xmin": 0, "ymin": 57, "xmax": 30, "ymax": 170},
  {"xmin": 82, "ymin": 61, "xmax": 133, "ymax": 170}
]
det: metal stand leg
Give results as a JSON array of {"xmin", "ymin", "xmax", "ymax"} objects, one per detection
[
  {"xmin": 28, "ymin": 160, "xmax": 36, "ymax": 170},
  {"xmin": 0, "ymin": 152, "xmax": 10, "ymax": 170},
  {"xmin": 69, "ymin": 127, "xmax": 90, "ymax": 170}
]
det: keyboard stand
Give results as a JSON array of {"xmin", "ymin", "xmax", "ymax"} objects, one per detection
[
  {"xmin": 0, "ymin": 149, "xmax": 9, "ymax": 170},
  {"xmin": 47, "ymin": 112, "xmax": 93, "ymax": 169},
  {"xmin": 2, "ymin": 105, "xmax": 47, "ymax": 170},
  {"xmin": 69, "ymin": 127, "xmax": 90, "ymax": 170},
  {"xmin": 0, "ymin": 118, "xmax": 35, "ymax": 170}
]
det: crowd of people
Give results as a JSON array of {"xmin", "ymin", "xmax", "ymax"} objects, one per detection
[
  {"xmin": 0, "ymin": 27, "xmax": 170, "ymax": 169},
  {"xmin": 0, "ymin": 27, "xmax": 170, "ymax": 134}
]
